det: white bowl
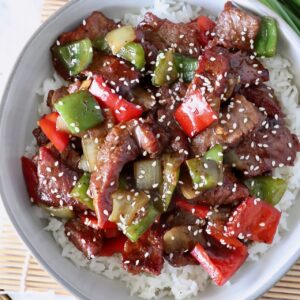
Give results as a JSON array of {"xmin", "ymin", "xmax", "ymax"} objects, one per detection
[{"xmin": 1, "ymin": 0, "xmax": 300, "ymax": 299}]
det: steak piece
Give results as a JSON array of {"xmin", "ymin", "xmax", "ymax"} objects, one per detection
[
  {"xmin": 87, "ymin": 53, "xmax": 140, "ymax": 97},
  {"xmin": 215, "ymin": 2, "xmax": 261, "ymax": 51},
  {"xmin": 58, "ymin": 11, "xmax": 117, "ymax": 45},
  {"xmin": 89, "ymin": 124, "xmax": 139, "ymax": 227},
  {"xmin": 32, "ymin": 127, "xmax": 49, "ymax": 147},
  {"xmin": 65, "ymin": 218, "xmax": 103, "ymax": 259},
  {"xmin": 192, "ymin": 166, "xmax": 249, "ymax": 206},
  {"xmin": 37, "ymin": 146, "xmax": 82, "ymax": 209},
  {"xmin": 122, "ymin": 229, "xmax": 164, "ymax": 275},
  {"xmin": 228, "ymin": 123, "xmax": 300, "ymax": 177},
  {"xmin": 138, "ymin": 12, "xmax": 202, "ymax": 58},
  {"xmin": 218, "ymin": 95, "xmax": 265, "ymax": 147},
  {"xmin": 241, "ymin": 84, "xmax": 284, "ymax": 119}
]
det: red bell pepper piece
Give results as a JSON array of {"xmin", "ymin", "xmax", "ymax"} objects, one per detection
[
  {"xmin": 197, "ymin": 16, "xmax": 216, "ymax": 46},
  {"xmin": 174, "ymin": 89, "xmax": 217, "ymax": 137},
  {"xmin": 176, "ymin": 200, "xmax": 209, "ymax": 219},
  {"xmin": 226, "ymin": 197, "xmax": 281, "ymax": 244},
  {"xmin": 21, "ymin": 156, "xmax": 39, "ymax": 203},
  {"xmin": 89, "ymin": 75, "xmax": 143, "ymax": 123},
  {"xmin": 38, "ymin": 113, "xmax": 69, "ymax": 153},
  {"xmin": 100, "ymin": 236, "xmax": 127, "ymax": 256},
  {"xmin": 191, "ymin": 227, "xmax": 248, "ymax": 286}
]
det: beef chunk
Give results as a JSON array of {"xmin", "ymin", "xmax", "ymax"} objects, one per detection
[
  {"xmin": 191, "ymin": 127, "xmax": 219, "ymax": 156},
  {"xmin": 89, "ymin": 124, "xmax": 139, "ymax": 226},
  {"xmin": 228, "ymin": 123, "xmax": 300, "ymax": 177},
  {"xmin": 87, "ymin": 53, "xmax": 140, "ymax": 96},
  {"xmin": 32, "ymin": 127, "xmax": 49, "ymax": 147},
  {"xmin": 139, "ymin": 12, "xmax": 202, "ymax": 58},
  {"xmin": 122, "ymin": 229, "xmax": 164, "ymax": 275},
  {"xmin": 37, "ymin": 147, "xmax": 82, "ymax": 209},
  {"xmin": 65, "ymin": 218, "xmax": 103, "ymax": 259},
  {"xmin": 215, "ymin": 2, "xmax": 261, "ymax": 51},
  {"xmin": 192, "ymin": 166, "xmax": 249, "ymax": 206},
  {"xmin": 218, "ymin": 95, "xmax": 265, "ymax": 147},
  {"xmin": 58, "ymin": 11, "xmax": 117, "ymax": 45},
  {"xmin": 229, "ymin": 51, "xmax": 269, "ymax": 86},
  {"xmin": 47, "ymin": 86, "xmax": 68, "ymax": 109},
  {"xmin": 241, "ymin": 84, "xmax": 284, "ymax": 119}
]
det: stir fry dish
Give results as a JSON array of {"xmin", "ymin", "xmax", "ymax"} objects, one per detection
[{"xmin": 21, "ymin": 2, "xmax": 300, "ymax": 286}]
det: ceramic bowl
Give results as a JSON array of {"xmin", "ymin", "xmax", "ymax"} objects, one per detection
[{"xmin": 1, "ymin": 0, "xmax": 300, "ymax": 299}]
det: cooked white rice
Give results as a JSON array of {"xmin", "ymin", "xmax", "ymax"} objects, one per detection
[{"xmin": 33, "ymin": 0, "xmax": 300, "ymax": 299}]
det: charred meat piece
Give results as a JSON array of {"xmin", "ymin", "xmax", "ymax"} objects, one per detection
[
  {"xmin": 215, "ymin": 2, "xmax": 261, "ymax": 51},
  {"xmin": 192, "ymin": 166, "xmax": 249, "ymax": 206},
  {"xmin": 37, "ymin": 146, "xmax": 82, "ymax": 209},
  {"xmin": 229, "ymin": 51, "xmax": 269, "ymax": 86},
  {"xmin": 122, "ymin": 229, "xmax": 164, "ymax": 275},
  {"xmin": 139, "ymin": 12, "xmax": 202, "ymax": 58},
  {"xmin": 65, "ymin": 218, "xmax": 103, "ymax": 259},
  {"xmin": 228, "ymin": 123, "xmax": 300, "ymax": 177},
  {"xmin": 47, "ymin": 86, "xmax": 68, "ymax": 109},
  {"xmin": 241, "ymin": 84, "xmax": 284, "ymax": 119},
  {"xmin": 58, "ymin": 11, "xmax": 117, "ymax": 45},
  {"xmin": 218, "ymin": 95, "xmax": 265, "ymax": 147},
  {"xmin": 89, "ymin": 124, "xmax": 139, "ymax": 226},
  {"xmin": 32, "ymin": 127, "xmax": 49, "ymax": 147},
  {"xmin": 87, "ymin": 53, "xmax": 140, "ymax": 97}
]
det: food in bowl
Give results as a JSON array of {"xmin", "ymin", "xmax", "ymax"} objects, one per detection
[{"xmin": 21, "ymin": 0, "xmax": 300, "ymax": 298}]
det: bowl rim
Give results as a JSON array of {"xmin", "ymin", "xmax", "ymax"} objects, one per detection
[{"xmin": 0, "ymin": 0, "xmax": 300, "ymax": 299}]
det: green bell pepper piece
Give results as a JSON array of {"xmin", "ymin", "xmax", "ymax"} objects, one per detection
[
  {"xmin": 118, "ymin": 42, "xmax": 146, "ymax": 70},
  {"xmin": 70, "ymin": 173, "xmax": 94, "ymax": 210},
  {"xmin": 157, "ymin": 153, "xmax": 182, "ymax": 212},
  {"xmin": 255, "ymin": 17, "xmax": 278, "ymax": 57},
  {"xmin": 52, "ymin": 38, "xmax": 93, "ymax": 76},
  {"xmin": 244, "ymin": 176, "xmax": 287, "ymax": 206},
  {"xmin": 125, "ymin": 203, "xmax": 159, "ymax": 242},
  {"xmin": 152, "ymin": 50, "xmax": 178, "ymax": 87},
  {"xmin": 204, "ymin": 144, "xmax": 223, "ymax": 164},
  {"xmin": 92, "ymin": 37, "xmax": 111, "ymax": 53},
  {"xmin": 54, "ymin": 90, "xmax": 104, "ymax": 134},
  {"xmin": 186, "ymin": 158, "xmax": 223, "ymax": 191},
  {"xmin": 40, "ymin": 205, "xmax": 75, "ymax": 219},
  {"xmin": 174, "ymin": 53, "xmax": 198, "ymax": 83}
]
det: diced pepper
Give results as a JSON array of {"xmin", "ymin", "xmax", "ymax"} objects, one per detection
[
  {"xmin": 118, "ymin": 42, "xmax": 146, "ymax": 70},
  {"xmin": 244, "ymin": 176, "xmax": 287, "ymax": 206},
  {"xmin": 70, "ymin": 173, "xmax": 94, "ymax": 210},
  {"xmin": 92, "ymin": 37, "xmax": 111, "ymax": 53},
  {"xmin": 174, "ymin": 89, "xmax": 217, "ymax": 137},
  {"xmin": 152, "ymin": 50, "xmax": 178, "ymax": 87},
  {"xmin": 54, "ymin": 90, "xmax": 104, "ymax": 134},
  {"xmin": 180, "ymin": 174, "xmax": 199, "ymax": 199},
  {"xmin": 52, "ymin": 38, "xmax": 93, "ymax": 76},
  {"xmin": 176, "ymin": 200, "xmax": 209, "ymax": 219},
  {"xmin": 80, "ymin": 212, "xmax": 117, "ymax": 234},
  {"xmin": 89, "ymin": 75, "xmax": 143, "ymax": 122},
  {"xmin": 226, "ymin": 197, "xmax": 281, "ymax": 244},
  {"xmin": 204, "ymin": 144, "xmax": 223, "ymax": 164},
  {"xmin": 174, "ymin": 53, "xmax": 198, "ymax": 83},
  {"xmin": 99, "ymin": 236, "xmax": 127, "ymax": 256},
  {"xmin": 21, "ymin": 156, "xmax": 39, "ymax": 203},
  {"xmin": 191, "ymin": 228, "xmax": 248, "ymax": 286},
  {"xmin": 109, "ymin": 189, "xmax": 150, "ymax": 227},
  {"xmin": 255, "ymin": 17, "xmax": 278, "ymax": 57},
  {"xmin": 40, "ymin": 205, "xmax": 75, "ymax": 219},
  {"xmin": 186, "ymin": 157, "xmax": 223, "ymax": 190},
  {"xmin": 134, "ymin": 159, "xmax": 162, "ymax": 190},
  {"xmin": 38, "ymin": 112, "xmax": 69, "ymax": 153},
  {"xmin": 105, "ymin": 25, "xmax": 137, "ymax": 54},
  {"xmin": 125, "ymin": 203, "xmax": 159, "ymax": 242},
  {"xmin": 197, "ymin": 16, "xmax": 216, "ymax": 46},
  {"xmin": 157, "ymin": 153, "xmax": 183, "ymax": 212}
]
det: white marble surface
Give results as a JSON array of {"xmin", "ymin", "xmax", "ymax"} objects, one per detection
[{"xmin": 0, "ymin": 1, "xmax": 74, "ymax": 299}]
